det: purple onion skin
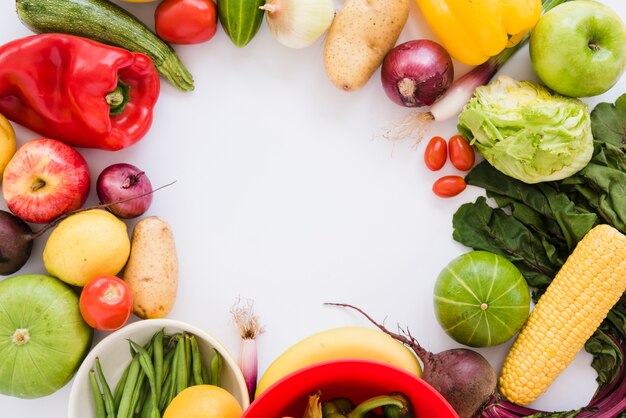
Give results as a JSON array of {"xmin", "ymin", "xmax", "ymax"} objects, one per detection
[
  {"xmin": 96, "ymin": 163, "xmax": 153, "ymax": 219},
  {"xmin": 381, "ymin": 40, "xmax": 454, "ymax": 108}
]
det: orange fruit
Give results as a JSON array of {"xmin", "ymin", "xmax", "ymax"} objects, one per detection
[{"xmin": 163, "ymin": 385, "xmax": 243, "ymax": 418}]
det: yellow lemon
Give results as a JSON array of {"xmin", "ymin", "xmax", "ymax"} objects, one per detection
[
  {"xmin": 0, "ymin": 113, "xmax": 16, "ymax": 182},
  {"xmin": 163, "ymin": 385, "xmax": 243, "ymax": 418},
  {"xmin": 43, "ymin": 209, "xmax": 131, "ymax": 286}
]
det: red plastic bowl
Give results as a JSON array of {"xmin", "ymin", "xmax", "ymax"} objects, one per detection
[{"xmin": 243, "ymin": 359, "xmax": 458, "ymax": 417}]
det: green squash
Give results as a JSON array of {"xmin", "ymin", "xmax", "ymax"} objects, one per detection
[
  {"xmin": 0, "ymin": 274, "xmax": 93, "ymax": 398},
  {"xmin": 434, "ymin": 251, "xmax": 531, "ymax": 347}
]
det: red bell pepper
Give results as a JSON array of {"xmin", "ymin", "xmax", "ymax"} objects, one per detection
[{"xmin": 0, "ymin": 33, "xmax": 160, "ymax": 151}]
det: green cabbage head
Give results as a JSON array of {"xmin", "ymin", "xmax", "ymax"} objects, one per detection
[{"xmin": 457, "ymin": 76, "xmax": 593, "ymax": 184}]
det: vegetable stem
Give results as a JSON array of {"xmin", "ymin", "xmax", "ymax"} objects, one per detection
[{"xmin": 348, "ymin": 395, "xmax": 404, "ymax": 418}]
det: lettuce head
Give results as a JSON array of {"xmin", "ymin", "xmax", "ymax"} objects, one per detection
[{"xmin": 458, "ymin": 76, "xmax": 593, "ymax": 184}]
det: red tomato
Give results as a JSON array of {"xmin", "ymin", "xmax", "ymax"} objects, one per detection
[
  {"xmin": 424, "ymin": 136, "xmax": 447, "ymax": 171},
  {"xmin": 448, "ymin": 135, "xmax": 475, "ymax": 171},
  {"xmin": 155, "ymin": 0, "xmax": 218, "ymax": 45},
  {"xmin": 432, "ymin": 175, "xmax": 466, "ymax": 198},
  {"xmin": 80, "ymin": 275, "xmax": 133, "ymax": 331}
]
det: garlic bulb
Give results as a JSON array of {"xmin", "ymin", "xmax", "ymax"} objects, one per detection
[{"xmin": 260, "ymin": 0, "xmax": 335, "ymax": 48}]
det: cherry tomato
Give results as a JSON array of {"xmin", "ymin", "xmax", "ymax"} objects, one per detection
[
  {"xmin": 432, "ymin": 175, "xmax": 466, "ymax": 198},
  {"xmin": 155, "ymin": 0, "xmax": 217, "ymax": 45},
  {"xmin": 448, "ymin": 135, "xmax": 475, "ymax": 171},
  {"xmin": 79, "ymin": 275, "xmax": 132, "ymax": 331},
  {"xmin": 424, "ymin": 136, "xmax": 447, "ymax": 171}
]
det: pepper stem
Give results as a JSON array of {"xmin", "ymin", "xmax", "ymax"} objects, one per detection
[
  {"xmin": 106, "ymin": 78, "xmax": 131, "ymax": 116},
  {"xmin": 348, "ymin": 395, "xmax": 404, "ymax": 418}
]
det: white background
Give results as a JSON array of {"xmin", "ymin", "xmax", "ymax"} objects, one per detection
[{"xmin": 1, "ymin": 0, "xmax": 625, "ymax": 416}]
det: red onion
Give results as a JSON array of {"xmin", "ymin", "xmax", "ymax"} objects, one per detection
[
  {"xmin": 381, "ymin": 40, "xmax": 454, "ymax": 108},
  {"xmin": 96, "ymin": 163, "xmax": 153, "ymax": 219}
]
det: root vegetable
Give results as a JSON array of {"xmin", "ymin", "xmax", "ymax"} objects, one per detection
[
  {"xmin": 123, "ymin": 216, "xmax": 178, "ymax": 319},
  {"xmin": 96, "ymin": 163, "xmax": 153, "ymax": 219},
  {"xmin": 323, "ymin": 0, "xmax": 409, "ymax": 92},
  {"xmin": 381, "ymin": 40, "xmax": 454, "ymax": 107},
  {"xmin": 0, "ymin": 210, "xmax": 34, "ymax": 275},
  {"xmin": 326, "ymin": 303, "xmax": 497, "ymax": 418}
]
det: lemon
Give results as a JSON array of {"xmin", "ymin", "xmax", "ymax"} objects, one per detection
[
  {"xmin": 43, "ymin": 209, "xmax": 131, "ymax": 286},
  {"xmin": 163, "ymin": 385, "xmax": 243, "ymax": 418},
  {"xmin": 0, "ymin": 113, "xmax": 16, "ymax": 181}
]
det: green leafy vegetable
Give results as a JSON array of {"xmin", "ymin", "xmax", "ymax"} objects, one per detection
[
  {"xmin": 457, "ymin": 75, "xmax": 594, "ymax": 184},
  {"xmin": 589, "ymin": 94, "xmax": 626, "ymax": 151},
  {"xmin": 455, "ymin": 93, "xmax": 626, "ymax": 417}
]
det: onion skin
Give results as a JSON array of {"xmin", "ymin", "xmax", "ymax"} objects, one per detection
[
  {"xmin": 96, "ymin": 163, "xmax": 153, "ymax": 219},
  {"xmin": 381, "ymin": 40, "xmax": 454, "ymax": 107}
]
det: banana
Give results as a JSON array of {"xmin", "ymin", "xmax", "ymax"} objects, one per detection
[{"xmin": 255, "ymin": 326, "xmax": 422, "ymax": 397}]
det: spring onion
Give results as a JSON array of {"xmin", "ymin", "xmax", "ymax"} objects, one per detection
[{"xmin": 231, "ymin": 298, "xmax": 264, "ymax": 403}]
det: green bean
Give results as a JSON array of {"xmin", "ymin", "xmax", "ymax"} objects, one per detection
[
  {"xmin": 160, "ymin": 336, "xmax": 180, "ymax": 411},
  {"xmin": 201, "ymin": 362, "xmax": 210, "ymax": 385},
  {"xmin": 139, "ymin": 392, "xmax": 153, "ymax": 418},
  {"xmin": 140, "ymin": 394, "xmax": 161, "ymax": 418},
  {"xmin": 130, "ymin": 340, "xmax": 159, "ymax": 408},
  {"xmin": 153, "ymin": 330, "xmax": 164, "ymax": 394},
  {"xmin": 161, "ymin": 348, "xmax": 176, "ymax": 384},
  {"xmin": 210, "ymin": 349, "xmax": 223, "ymax": 387},
  {"xmin": 127, "ymin": 368, "xmax": 146, "ymax": 418},
  {"xmin": 89, "ymin": 370, "xmax": 106, "ymax": 418},
  {"xmin": 174, "ymin": 335, "xmax": 187, "ymax": 396},
  {"xmin": 117, "ymin": 354, "xmax": 141, "ymax": 418},
  {"xmin": 114, "ymin": 364, "xmax": 131, "ymax": 410},
  {"xmin": 95, "ymin": 358, "xmax": 116, "ymax": 418},
  {"xmin": 134, "ymin": 380, "xmax": 150, "ymax": 417},
  {"xmin": 184, "ymin": 334, "xmax": 193, "ymax": 387},
  {"xmin": 158, "ymin": 368, "xmax": 174, "ymax": 412},
  {"xmin": 189, "ymin": 336, "xmax": 204, "ymax": 385}
]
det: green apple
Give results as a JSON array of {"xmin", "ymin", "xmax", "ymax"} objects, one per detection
[{"xmin": 530, "ymin": 0, "xmax": 626, "ymax": 97}]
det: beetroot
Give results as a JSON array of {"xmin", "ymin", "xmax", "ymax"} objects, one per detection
[
  {"xmin": 326, "ymin": 303, "xmax": 497, "ymax": 418},
  {"xmin": 0, "ymin": 210, "xmax": 34, "ymax": 275}
]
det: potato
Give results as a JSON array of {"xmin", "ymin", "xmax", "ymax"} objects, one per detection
[
  {"xmin": 324, "ymin": 0, "xmax": 409, "ymax": 92},
  {"xmin": 123, "ymin": 216, "xmax": 178, "ymax": 319}
]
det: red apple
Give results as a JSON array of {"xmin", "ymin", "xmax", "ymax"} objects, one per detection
[{"xmin": 2, "ymin": 138, "xmax": 90, "ymax": 224}]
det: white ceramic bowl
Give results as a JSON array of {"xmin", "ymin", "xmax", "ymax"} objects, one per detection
[{"xmin": 68, "ymin": 318, "xmax": 249, "ymax": 417}]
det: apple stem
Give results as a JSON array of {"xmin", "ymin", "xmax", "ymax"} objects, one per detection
[
  {"xmin": 29, "ymin": 180, "xmax": 177, "ymax": 239},
  {"xmin": 588, "ymin": 40, "xmax": 601, "ymax": 52},
  {"xmin": 31, "ymin": 179, "xmax": 46, "ymax": 192}
]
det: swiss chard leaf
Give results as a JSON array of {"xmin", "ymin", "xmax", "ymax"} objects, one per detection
[
  {"xmin": 590, "ymin": 93, "xmax": 626, "ymax": 152},
  {"xmin": 452, "ymin": 196, "xmax": 558, "ymax": 288},
  {"xmin": 466, "ymin": 162, "xmax": 597, "ymax": 250},
  {"xmin": 563, "ymin": 144, "xmax": 626, "ymax": 233}
]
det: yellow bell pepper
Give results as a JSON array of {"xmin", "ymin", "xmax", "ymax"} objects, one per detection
[{"xmin": 416, "ymin": 0, "xmax": 542, "ymax": 65}]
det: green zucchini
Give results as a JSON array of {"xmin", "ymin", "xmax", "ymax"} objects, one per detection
[
  {"xmin": 218, "ymin": 0, "xmax": 265, "ymax": 47},
  {"xmin": 16, "ymin": 0, "xmax": 194, "ymax": 92}
]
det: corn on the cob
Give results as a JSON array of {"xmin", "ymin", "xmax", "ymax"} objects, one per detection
[{"xmin": 499, "ymin": 224, "xmax": 626, "ymax": 405}]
